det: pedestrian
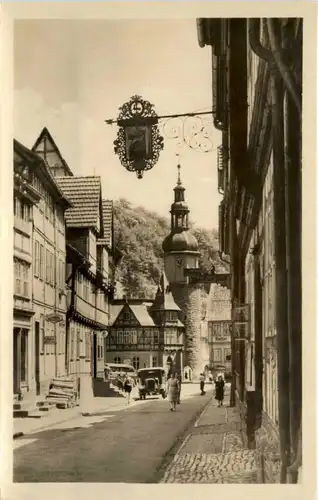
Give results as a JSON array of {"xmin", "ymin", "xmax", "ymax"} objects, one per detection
[
  {"xmin": 215, "ymin": 374, "xmax": 225, "ymax": 407},
  {"xmin": 199, "ymin": 373, "xmax": 205, "ymax": 395},
  {"xmin": 123, "ymin": 372, "xmax": 134, "ymax": 404},
  {"xmin": 166, "ymin": 372, "xmax": 179, "ymax": 411},
  {"xmin": 176, "ymin": 372, "xmax": 182, "ymax": 404}
]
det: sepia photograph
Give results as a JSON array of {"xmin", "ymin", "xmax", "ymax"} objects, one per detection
[{"xmin": 0, "ymin": 4, "xmax": 316, "ymax": 494}]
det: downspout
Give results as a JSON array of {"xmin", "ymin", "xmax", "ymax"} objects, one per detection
[
  {"xmin": 282, "ymin": 22, "xmax": 302, "ymax": 480},
  {"xmin": 65, "ymin": 263, "xmax": 76, "ymax": 375},
  {"xmin": 249, "ymin": 18, "xmax": 291, "ymax": 483}
]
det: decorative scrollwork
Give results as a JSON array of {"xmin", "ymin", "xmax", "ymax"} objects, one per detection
[
  {"xmin": 117, "ymin": 95, "xmax": 158, "ymax": 121},
  {"xmin": 113, "ymin": 96, "xmax": 164, "ymax": 179},
  {"xmin": 160, "ymin": 114, "xmax": 214, "ymax": 153}
]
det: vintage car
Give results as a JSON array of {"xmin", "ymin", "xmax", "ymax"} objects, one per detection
[
  {"xmin": 104, "ymin": 363, "xmax": 137, "ymax": 389},
  {"xmin": 137, "ymin": 367, "xmax": 167, "ymax": 400}
]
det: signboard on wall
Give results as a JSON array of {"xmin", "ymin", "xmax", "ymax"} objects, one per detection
[{"xmin": 44, "ymin": 336, "xmax": 56, "ymax": 344}]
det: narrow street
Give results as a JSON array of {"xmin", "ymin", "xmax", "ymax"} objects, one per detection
[{"xmin": 14, "ymin": 389, "xmax": 213, "ymax": 483}]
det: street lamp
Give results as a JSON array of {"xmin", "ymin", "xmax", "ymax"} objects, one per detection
[{"xmin": 107, "ymin": 95, "xmax": 164, "ymax": 179}]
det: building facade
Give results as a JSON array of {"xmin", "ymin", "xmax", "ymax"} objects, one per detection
[
  {"xmin": 197, "ymin": 18, "xmax": 302, "ymax": 482},
  {"xmin": 107, "ymin": 272, "xmax": 185, "ymax": 373},
  {"xmin": 56, "ymin": 176, "xmax": 114, "ymax": 381},
  {"xmin": 32, "ymin": 127, "xmax": 116, "ymax": 383},
  {"xmin": 13, "ymin": 137, "xmax": 71, "ymax": 400},
  {"xmin": 13, "ymin": 141, "xmax": 41, "ymax": 399},
  {"xmin": 207, "ymin": 284, "xmax": 231, "ymax": 376},
  {"xmin": 162, "ymin": 165, "xmax": 210, "ymax": 379}
]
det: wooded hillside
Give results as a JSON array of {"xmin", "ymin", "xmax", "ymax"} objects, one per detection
[{"xmin": 113, "ymin": 198, "xmax": 227, "ymax": 298}]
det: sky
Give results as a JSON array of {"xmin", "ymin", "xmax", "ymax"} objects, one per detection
[{"xmin": 14, "ymin": 19, "xmax": 222, "ymax": 230}]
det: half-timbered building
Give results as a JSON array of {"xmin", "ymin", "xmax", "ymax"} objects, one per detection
[
  {"xmin": 107, "ymin": 272, "xmax": 184, "ymax": 372},
  {"xmin": 56, "ymin": 175, "xmax": 114, "ymax": 380},
  {"xmin": 197, "ymin": 18, "xmax": 302, "ymax": 483},
  {"xmin": 13, "ymin": 140, "xmax": 41, "ymax": 400}
]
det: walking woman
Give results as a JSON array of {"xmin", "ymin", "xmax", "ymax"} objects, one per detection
[
  {"xmin": 199, "ymin": 373, "xmax": 206, "ymax": 395},
  {"xmin": 215, "ymin": 374, "xmax": 225, "ymax": 407},
  {"xmin": 167, "ymin": 372, "xmax": 179, "ymax": 411},
  {"xmin": 123, "ymin": 372, "xmax": 134, "ymax": 405}
]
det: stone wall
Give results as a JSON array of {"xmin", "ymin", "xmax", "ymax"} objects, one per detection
[{"xmin": 171, "ymin": 283, "xmax": 203, "ymax": 379}]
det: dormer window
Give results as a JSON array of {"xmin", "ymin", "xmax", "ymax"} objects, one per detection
[{"xmin": 166, "ymin": 311, "xmax": 177, "ymax": 322}]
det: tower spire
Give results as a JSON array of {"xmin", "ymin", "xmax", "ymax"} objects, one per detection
[{"xmin": 177, "ymin": 163, "xmax": 182, "ymax": 186}]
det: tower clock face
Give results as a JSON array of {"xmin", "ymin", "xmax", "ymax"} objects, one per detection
[{"xmin": 176, "ymin": 259, "xmax": 183, "ymax": 267}]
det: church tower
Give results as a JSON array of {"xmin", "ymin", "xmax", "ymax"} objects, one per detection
[{"xmin": 162, "ymin": 164, "xmax": 203, "ymax": 379}]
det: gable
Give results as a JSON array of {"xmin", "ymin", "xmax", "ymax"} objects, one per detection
[
  {"xmin": 113, "ymin": 303, "xmax": 141, "ymax": 327},
  {"xmin": 32, "ymin": 128, "xmax": 73, "ymax": 177}
]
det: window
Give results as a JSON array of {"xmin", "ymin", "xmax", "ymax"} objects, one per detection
[
  {"xmin": 46, "ymin": 249, "xmax": 50, "ymax": 283},
  {"xmin": 83, "ymin": 278, "xmax": 88, "ymax": 301},
  {"xmin": 39, "ymin": 245, "xmax": 44, "ymax": 279},
  {"xmin": 153, "ymin": 329, "xmax": 159, "ymax": 344},
  {"xmin": 123, "ymin": 330, "xmax": 129, "ymax": 344},
  {"xmin": 117, "ymin": 330, "xmax": 123, "ymax": 344},
  {"xmin": 123, "ymin": 311, "xmax": 130, "ymax": 321},
  {"xmin": 114, "ymin": 357, "xmax": 121, "ymax": 364},
  {"xmin": 213, "ymin": 349, "xmax": 222, "ymax": 362},
  {"xmin": 15, "ymin": 261, "xmax": 21, "ymax": 295},
  {"xmin": 51, "ymin": 253, "xmax": 55, "ymax": 285},
  {"xmin": 152, "ymin": 357, "xmax": 157, "ymax": 367},
  {"xmin": 132, "ymin": 356, "xmax": 140, "ymax": 370},
  {"xmin": 85, "ymin": 331, "xmax": 91, "ymax": 359},
  {"xmin": 224, "ymin": 348, "xmax": 231, "ymax": 361},
  {"xmin": 23, "ymin": 265, "xmax": 29, "ymax": 297},
  {"xmin": 165, "ymin": 330, "xmax": 177, "ymax": 345},
  {"xmin": 34, "ymin": 241, "xmax": 40, "ymax": 277}
]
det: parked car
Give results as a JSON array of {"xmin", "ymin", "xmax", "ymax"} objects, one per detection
[
  {"xmin": 137, "ymin": 367, "xmax": 167, "ymax": 400},
  {"xmin": 104, "ymin": 363, "xmax": 137, "ymax": 389}
]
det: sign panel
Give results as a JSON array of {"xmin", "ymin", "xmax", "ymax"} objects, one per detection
[
  {"xmin": 45, "ymin": 313, "xmax": 63, "ymax": 324},
  {"xmin": 44, "ymin": 336, "xmax": 56, "ymax": 344}
]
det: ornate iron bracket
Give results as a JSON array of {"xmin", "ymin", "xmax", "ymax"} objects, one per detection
[{"xmin": 105, "ymin": 96, "xmax": 214, "ymax": 178}]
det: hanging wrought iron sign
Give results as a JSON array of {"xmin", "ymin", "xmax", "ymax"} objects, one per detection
[
  {"xmin": 110, "ymin": 95, "xmax": 164, "ymax": 179},
  {"xmin": 105, "ymin": 97, "xmax": 215, "ymax": 178}
]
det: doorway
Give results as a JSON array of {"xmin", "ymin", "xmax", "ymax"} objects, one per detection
[
  {"xmin": 92, "ymin": 333, "xmax": 97, "ymax": 378},
  {"xmin": 35, "ymin": 321, "xmax": 40, "ymax": 395},
  {"xmin": 13, "ymin": 329, "xmax": 19, "ymax": 394}
]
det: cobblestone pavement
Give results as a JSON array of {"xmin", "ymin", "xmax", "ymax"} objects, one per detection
[{"xmin": 161, "ymin": 394, "xmax": 260, "ymax": 484}]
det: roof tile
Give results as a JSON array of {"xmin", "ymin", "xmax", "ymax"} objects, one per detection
[
  {"xmin": 56, "ymin": 176, "xmax": 101, "ymax": 228},
  {"xmin": 102, "ymin": 199, "xmax": 113, "ymax": 247}
]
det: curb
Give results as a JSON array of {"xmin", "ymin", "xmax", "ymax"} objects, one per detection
[
  {"xmin": 154, "ymin": 392, "xmax": 215, "ymax": 482},
  {"xmin": 12, "ymin": 399, "xmax": 141, "ymax": 440}
]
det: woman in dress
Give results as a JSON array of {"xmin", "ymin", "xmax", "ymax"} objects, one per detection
[
  {"xmin": 123, "ymin": 372, "xmax": 134, "ymax": 405},
  {"xmin": 215, "ymin": 374, "xmax": 225, "ymax": 407},
  {"xmin": 167, "ymin": 372, "xmax": 179, "ymax": 411}
]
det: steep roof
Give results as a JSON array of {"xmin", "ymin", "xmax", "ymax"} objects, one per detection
[
  {"xmin": 56, "ymin": 176, "xmax": 101, "ymax": 229},
  {"xmin": 14, "ymin": 139, "xmax": 71, "ymax": 208},
  {"xmin": 109, "ymin": 302, "xmax": 156, "ymax": 327},
  {"xmin": 130, "ymin": 304, "xmax": 156, "ymax": 326},
  {"xmin": 102, "ymin": 199, "xmax": 113, "ymax": 247},
  {"xmin": 32, "ymin": 127, "xmax": 73, "ymax": 176},
  {"xmin": 151, "ymin": 271, "xmax": 181, "ymax": 312}
]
